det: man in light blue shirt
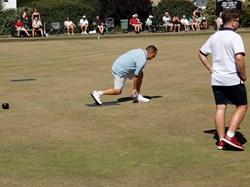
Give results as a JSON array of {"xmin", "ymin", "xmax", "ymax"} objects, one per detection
[{"xmin": 91, "ymin": 45, "xmax": 158, "ymax": 105}]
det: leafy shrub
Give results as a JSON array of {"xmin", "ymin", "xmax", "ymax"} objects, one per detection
[
  {"xmin": 204, "ymin": 0, "xmax": 250, "ymax": 28},
  {"xmin": 155, "ymin": 0, "xmax": 195, "ymax": 19}
]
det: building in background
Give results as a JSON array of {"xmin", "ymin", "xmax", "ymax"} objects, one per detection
[{"xmin": 2, "ymin": 0, "xmax": 17, "ymax": 10}]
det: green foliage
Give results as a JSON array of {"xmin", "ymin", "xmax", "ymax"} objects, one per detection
[
  {"xmin": 0, "ymin": 7, "xmax": 32, "ymax": 35},
  {"xmin": 32, "ymin": 0, "xmax": 96, "ymax": 30},
  {"xmin": 98, "ymin": 0, "xmax": 152, "ymax": 23},
  {"xmin": 0, "ymin": 1, "xmax": 3, "ymax": 10},
  {"xmin": 202, "ymin": 0, "xmax": 217, "ymax": 26},
  {"xmin": 241, "ymin": 0, "xmax": 250, "ymax": 27},
  {"xmin": 154, "ymin": 0, "xmax": 195, "ymax": 19},
  {"xmin": 204, "ymin": 0, "xmax": 250, "ymax": 28}
]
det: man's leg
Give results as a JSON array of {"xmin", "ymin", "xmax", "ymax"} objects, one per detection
[
  {"xmin": 228, "ymin": 105, "xmax": 248, "ymax": 132},
  {"xmin": 222, "ymin": 104, "xmax": 247, "ymax": 149},
  {"xmin": 32, "ymin": 29, "xmax": 35, "ymax": 37},
  {"xmin": 214, "ymin": 104, "xmax": 227, "ymax": 139},
  {"xmin": 135, "ymin": 71, "xmax": 143, "ymax": 93}
]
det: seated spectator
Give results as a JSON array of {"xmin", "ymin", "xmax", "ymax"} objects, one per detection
[
  {"xmin": 22, "ymin": 8, "xmax": 30, "ymax": 29},
  {"xmin": 134, "ymin": 14, "xmax": 143, "ymax": 32},
  {"xmin": 64, "ymin": 17, "xmax": 76, "ymax": 35},
  {"xmin": 201, "ymin": 16, "xmax": 208, "ymax": 29},
  {"xmin": 190, "ymin": 15, "xmax": 200, "ymax": 31},
  {"xmin": 162, "ymin": 12, "xmax": 173, "ymax": 32},
  {"xmin": 180, "ymin": 15, "xmax": 190, "ymax": 31},
  {"xmin": 172, "ymin": 14, "xmax": 181, "ymax": 32},
  {"xmin": 32, "ymin": 16, "xmax": 43, "ymax": 37},
  {"xmin": 145, "ymin": 15, "xmax": 154, "ymax": 32},
  {"xmin": 15, "ymin": 18, "xmax": 30, "ymax": 37},
  {"xmin": 80, "ymin": 15, "xmax": 89, "ymax": 34},
  {"xmin": 215, "ymin": 12, "xmax": 223, "ymax": 31},
  {"xmin": 93, "ymin": 15, "xmax": 105, "ymax": 35},
  {"xmin": 129, "ymin": 14, "xmax": 140, "ymax": 33},
  {"xmin": 32, "ymin": 8, "xmax": 41, "ymax": 22}
]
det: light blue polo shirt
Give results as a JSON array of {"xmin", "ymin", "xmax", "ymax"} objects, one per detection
[{"xmin": 112, "ymin": 49, "xmax": 148, "ymax": 77}]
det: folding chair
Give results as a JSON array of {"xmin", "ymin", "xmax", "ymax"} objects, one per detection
[
  {"xmin": 49, "ymin": 22, "xmax": 62, "ymax": 34},
  {"xmin": 105, "ymin": 17, "xmax": 116, "ymax": 34}
]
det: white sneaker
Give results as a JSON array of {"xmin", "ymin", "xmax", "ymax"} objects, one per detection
[
  {"xmin": 81, "ymin": 32, "xmax": 84, "ymax": 34},
  {"xmin": 91, "ymin": 91, "xmax": 102, "ymax": 105},
  {"xmin": 134, "ymin": 94, "xmax": 150, "ymax": 103},
  {"xmin": 83, "ymin": 31, "xmax": 88, "ymax": 34}
]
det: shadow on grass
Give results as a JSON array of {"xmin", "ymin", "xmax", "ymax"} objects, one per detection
[
  {"xmin": 117, "ymin": 95, "xmax": 162, "ymax": 103},
  {"xmin": 203, "ymin": 128, "xmax": 248, "ymax": 151},
  {"xmin": 85, "ymin": 102, "xmax": 120, "ymax": 107},
  {"xmin": 86, "ymin": 95, "xmax": 162, "ymax": 107}
]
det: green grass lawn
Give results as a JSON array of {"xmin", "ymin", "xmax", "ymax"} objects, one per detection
[{"xmin": 1, "ymin": 32, "xmax": 250, "ymax": 187}]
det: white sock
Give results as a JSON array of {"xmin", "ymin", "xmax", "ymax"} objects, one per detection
[
  {"xmin": 219, "ymin": 138, "xmax": 223, "ymax": 142},
  {"xmin": 97, "ymin": 91, "xmax": 103, "ymax": 96},
  {"xmin": 226, "ymin": 131, "xmax": 235, "ymax": 138}
]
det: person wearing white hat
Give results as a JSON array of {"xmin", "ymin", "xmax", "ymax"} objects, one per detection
[
  {"xmin": 146, "ymin": 15, "xmax": 154, "ymax": 32},
  {"xmin": 162, "ymin": 12, "xmax": 173, "ymax": 32},
  {"xmin": 180, "ymin": 15, "xmax": 190, "ymax": 31},
  {"xmin": 129, "ymin": 14, "xmax": 141, "ymax": 33},
  {"xmin": 80, "ymin": 15, "xmax": 89, "ymax": 34}
]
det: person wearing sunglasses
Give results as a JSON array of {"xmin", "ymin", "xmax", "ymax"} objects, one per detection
[{"xmin": 198, "ymin": 9, "xmax": 247, "ymax": 150}]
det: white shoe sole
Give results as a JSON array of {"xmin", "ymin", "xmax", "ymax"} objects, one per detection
[
  {"xmin": 90, "ymin": 92, "xmax": 102, "ymax": 105},
  {"xmin": 222, "ymin": 138, "xmax": 244, "ymax": 150}
]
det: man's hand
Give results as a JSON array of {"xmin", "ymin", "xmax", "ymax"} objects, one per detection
[{"xmin": 131, "ymin": 89, "xmax": 138, "ymax": 99}]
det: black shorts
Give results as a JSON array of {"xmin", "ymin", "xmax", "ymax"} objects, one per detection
[{"xmin": 212, "ymin": 84, "xmax": 248, "ymax": 105}]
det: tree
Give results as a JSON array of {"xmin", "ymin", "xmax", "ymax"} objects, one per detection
[
  {"xmin": 204, "ymin": 0, "xmax": 250, "ymax": 27},
  {"xmin": 0, "ymin": 0, "xmax": 3, "ymax": 10},
  {"xmin": 155, "ymin": 0, "xmax": 195, "ymax": 19},
  {"xmin": 98, "ymin": 0, "xmax": 152, "ymax": 24}
]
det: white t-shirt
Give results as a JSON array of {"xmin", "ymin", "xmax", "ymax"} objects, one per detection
[
  {"xmin": 181, "ymin": 18, "xmax": 189, "ymax": 25},
  {"xmin": 200, "ymin": 28, "xmax": 245, "ymax": 86},
  {"xmin": 80, "ymin": 19, "xmax": 88, "ymax": 27},
  {"xmin": 64, "ymin": 21, "xmax": 73, "ymax": 27},
  {"xmin": 162, "ymin": 16, "xmax": 172, "ymax": 25}
]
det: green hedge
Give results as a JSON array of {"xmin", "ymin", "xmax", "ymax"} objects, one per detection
[
  {"xmin": 153, "ymin": 0, "xmax": 194, "ymax": 19},
  {"xmin": 0, "ymin": 1, "xmax": 97, "ymax": 35}
]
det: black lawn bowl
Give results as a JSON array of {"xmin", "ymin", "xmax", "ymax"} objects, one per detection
[{"xmin": 2, "ymin": 102, "xmax": 9, "ymax": 109}]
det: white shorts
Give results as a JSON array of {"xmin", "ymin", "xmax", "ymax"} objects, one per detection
[
  {"xmin": 17, "ymin": 28, "xmax": 26, "ymax": 31},
  {"xmin": 113, "ymin": 71, "xmax": 134, "ymax": 90}
]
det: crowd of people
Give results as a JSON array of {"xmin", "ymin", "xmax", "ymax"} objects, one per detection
[{"xmin": 14, "ymin": 5, "xmax": 219, "ymax": 37}]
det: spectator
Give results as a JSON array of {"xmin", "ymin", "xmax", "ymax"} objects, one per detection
[
  {"xmin": 93, "ymin": 15, "xmax": 105, "ymax": 35},
  {"xmin": 215, "ymin": 12, "xmax": 223, "ymax": 31},
  {"xmin": 22, "ymin": 8, "xmax": 30, "ymax": 29},
  {"xmin": 80, "ymin": 15, "xmax": 89, "ymax": 34},
  {"xmin": 145, "ymin": 15, "xmax": 154, "ymax": 32},
  {"xmin": 172, "ymin": 14, "xmax": 181, "ymax": 32},
  {"xmin": 64, "ymin": 17, "xmax": 76, "ymax": 35},
  {"xmin": 134, "ymin": 14, "xmax": 143, "ymax": 32},
  {"xmin": 129, "ymin": 14, "xmax": 140, "ymax": 33},
  {"xmin": 162, "ymin": 12, "xmax": 173, "ymax": 32},
  {"xmin": 32, "ymin": 8, "xmax": 41, "ymax": 22},
  {"xmin": 201, "ymin": 16, "xmax": 208, "ymax": 29},
  {"xmin": 181, "ymin": 15, "xmax": 190, "ymax": 31},
  {"xmin": 15, "ymin": 18, "xmax": 31, "ymax": 37},
  {"xmin": 193, "ymin": 5, "xmax": 202, "ymax": 26},
  {"xmin": 190, "ymin": 15, "xmax": 200, "ymax": 31},
  {"xmin": 32, "ymin": 16, "xmax": 43, "ymax": 37}
]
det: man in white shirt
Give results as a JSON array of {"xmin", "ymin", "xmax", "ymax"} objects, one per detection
[
  {"xmin": 80, "ymin": 15, "xmax": 89, "ymax": 34},
  {"xmin": 32, "ymin": 17, "xmax": 43, "ymax": 37},
  {"xmin": 199, "ymin": 9, "xmax": 247, "ymax": 150}
]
